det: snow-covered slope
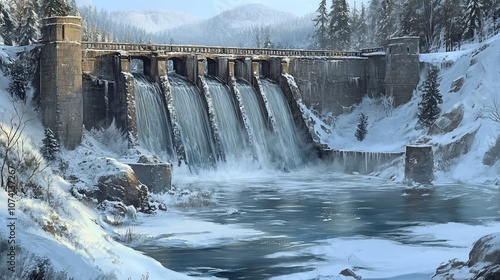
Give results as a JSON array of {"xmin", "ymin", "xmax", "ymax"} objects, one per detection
[
  {"xmin": 0, "ymin": 47, "xmax": 198, "ymax": 280},
  {"xmin": 110, "ymin": 10, "xmax": 199, "ymax": 34},
  {"xmin": 310, "ymin": 33, "xmax": 500, "ymax": 184}
]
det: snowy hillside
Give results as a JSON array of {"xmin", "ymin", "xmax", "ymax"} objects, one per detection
[
  {"xmin": 110, "ymin": 10, "xmax": 199, "ymax": 34},
  {"xmin": 310, "ymin": 33, "xmax": 500, "ymax": 184}
]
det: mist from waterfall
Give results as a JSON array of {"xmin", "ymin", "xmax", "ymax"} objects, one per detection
[
  {"xmin": 168, "ymin": 73, "xmax": 217, "ymax": 169},
  {"xmin": 133, "ymin": 74, "xmax": 175, "ymax": 159}
]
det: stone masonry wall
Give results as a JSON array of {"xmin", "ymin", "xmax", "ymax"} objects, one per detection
[
  {"xmin": 288, "ymin": 58, "xmax": 367, "ymax": 115},
  {"xmin": 40, "ymin": 17, "xmax": 83, "ymax": 149}
]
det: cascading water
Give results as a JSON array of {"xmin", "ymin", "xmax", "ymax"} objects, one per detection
[
  {"xmin": 133, "ymin": 74, "xmax": 175, "ymax": 159},
  {"xmin": 259, "ymin": 78, "xmax": 306, "ymax": 169},
  {"xmin": 203, "ymin": 77, "xmax": 250, "ymax": 161},
  {"xmin": 233, "ymin": 79, "xmax": 276, "ymax": 166},
  {"xmin": 168, "ymin": 73, "xmax": 217, "ymax": 169}
]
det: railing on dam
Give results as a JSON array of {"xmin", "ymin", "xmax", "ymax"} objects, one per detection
[{"xmin": 81, "ymin": 42, "xmax": 377, "ymax": 57}]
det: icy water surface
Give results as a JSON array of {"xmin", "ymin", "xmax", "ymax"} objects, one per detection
[{"xmin": 137, "ymin": 169, "xmax": 500, "ymax": 279}]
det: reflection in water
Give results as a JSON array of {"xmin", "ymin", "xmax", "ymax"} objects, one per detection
[{"xmin": 137, "ymin": 173, "xmax": 500, "ymax": 279}]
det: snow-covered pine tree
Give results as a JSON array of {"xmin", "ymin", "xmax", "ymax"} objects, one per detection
[
  {"xmin": 313, "ymin": 0, "xmax": 330, "ymax": 49},
  {"xmin": 41, "ymin": 0, "xmax": 71, "ymax": 18},
  {"xmin": 417, "ymin": 66, "xmax": 443, "ymax": 128},
  {"xmin": 17, "ymin": 0, "xmax": 39, "ymax": 46},
  {"xmin": 7, "ymin": 59, "xmax": 30, "ymax": 102},
  {"xmin": 263, "ymin": 26, "xmax": 274, "ymax": 48},
  {"xmin": 0, "ymin": 3, "xmax": 15, "ymax": 46},
  {"xmin": 356, "ymin": 3, "xmax": 368, "ymax": 49},
  {"xmin": 41, "ymin": 128, "xmax": 60, "ymax": 161},
  {"xmin": 377, "ymin": 0, "xmax": 394, "ymax": 45},
  {"xmin": 329, "ymin": 0, "xmax": 351, "ymax": 50},
  {"xmin": 399, "ymin": 0, "xmax": 420, "ymax": 37},
  {"xmin": 367, "ymin": 0, "xmax": 381, "ymax": 46},
  {"xmin": 355, "ymin": 112, "xmax": 368, "ymax": 141},
  {"xmin": 463, "ymin": 0, "xmax": 484, "ymax": 41},
  {"xmin": 441, "ymin": 0, "xmax": 463, "ymax": 51}
]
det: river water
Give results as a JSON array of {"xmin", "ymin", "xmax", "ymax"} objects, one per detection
[{"xmin": 136, "ymin": 168, "xmax": 500, "ymax": 279}]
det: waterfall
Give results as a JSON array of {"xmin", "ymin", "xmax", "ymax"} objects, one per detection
[
  {"xmin": 133, "ymin": 74, "xmax": 175, "ymax": 159},
  {"xmin": 233, "ymin": 79, "xmax": 276, "ymax": 166},
  {"xmin": 259, "ymin": 78, "xmax": 306, "ymax": 169},
  {"xmin": 168, "ymin": 73, "xmax": 217, "ymax": 169},
  {"xmin": 203, "ymin": 77, "xmax": 250, "ymax": 161}
]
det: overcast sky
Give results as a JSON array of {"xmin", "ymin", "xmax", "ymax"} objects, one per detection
[{"xmin": 75, "ymin": 0, "xmax": 354, "ymax": 18}]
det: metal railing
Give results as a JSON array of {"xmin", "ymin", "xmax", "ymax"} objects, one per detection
[{"xmin": 81, "ymin": 42, "xmax": 369, "ymax": 57}]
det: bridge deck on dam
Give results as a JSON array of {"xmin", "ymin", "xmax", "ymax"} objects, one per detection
[{"xmin": 81, "ymin": 42, "xmax": 384, "ymax": 58}]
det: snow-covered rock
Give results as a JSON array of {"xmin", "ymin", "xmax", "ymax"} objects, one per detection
[{"xmin": 433, "ymin": 233, "xmax": 500, "ymax": 280}]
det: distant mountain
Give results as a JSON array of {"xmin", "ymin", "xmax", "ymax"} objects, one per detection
[
  {"xmin": 154, "ymin": 3, "xmax": 306, "ymax": 47},
  {"xmin": 110, "ymin": 10, "xmax": 199, "ymax": 34}
]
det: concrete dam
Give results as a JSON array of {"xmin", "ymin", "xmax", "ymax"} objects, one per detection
[{"xmin": 39, "ymin": 16, "xmax": 420, "ymax": 171}]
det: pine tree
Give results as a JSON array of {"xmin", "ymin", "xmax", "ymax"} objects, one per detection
[
  {"xmin": 313, "ymin": 0, "xmax": 330, "ymax": 49},
  {"xmin": 399, "ymin": 0, "xmax": 421, "ymax": 36},
  {"xmin": 17, "ymin": 0, "xmax": 39, "ymax": 46},
  {"xmin": 41, "ymin": 128, "xmax": 60, "ymax": 161},
  {"xmin": 367, "ymin": 0, "xmax": 381, "ymax": 46},
  {"xmin": 7, "ymin": 59, "xmax": 30, "ymax": 102},
  {"xmin": 356, "ymin": 3, "xmax": 368, "ymax": 49},
  {"xmin": 0, "ymin": 3, "xmax": 15, "ymax": 46},
  {"xmin": 263, "ymin": 26, "xmax": 274, "ymax": 48},
  {"xmin": 417, "ymin": 66, "xmax": 443, "ymax": 128},
  {"xmin": 462, "ymin": 0, "xmax": 484, "ymax": 41},
  {"xmin": 329, "ymin": 0, "xmax": 351, "ymax": 50},
  {"xmin": 377, "ymin": 0, "xmax": 394, "ymax": 44},
  {"xmin": 41, "ymin": 0, "xmax": 71, "ymax": 18},
  {"xmin": 355, "ymin": 113, "xmax": 368, "ymax": 141},
  {"xmin": 441, "ymin": 0, "xmax": 463, "ymax": 51}
]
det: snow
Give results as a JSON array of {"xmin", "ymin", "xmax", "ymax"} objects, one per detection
[
  {"xmin": 1, "ymin": 31, "xmax": 500, "ymax": 280},
  {"xmin": 265, "ymin": 222, "xmax": 500, "ymax": 280},
  {"xmin": 303, "ymin": 32, "xmax": 500, "ymax": 184}
]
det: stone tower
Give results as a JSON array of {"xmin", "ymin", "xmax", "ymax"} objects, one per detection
[
  {"xmin": 385, "ymin": 37, "xmax": 420, "ymax": 106},
  {"xmin": 40, "ymin": 17, "xmax": 83, "ymax": 149}
]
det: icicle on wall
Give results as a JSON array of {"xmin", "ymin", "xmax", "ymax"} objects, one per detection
[
  {"xmin": 168, "ymin": 73, "xmax": 217, "ymax": 170},
  {"xmin": 133, "ymin": 74, "xmax": 175, "ymax": 159}
]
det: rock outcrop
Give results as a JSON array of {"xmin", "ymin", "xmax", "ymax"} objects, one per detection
[
  {"xmin": 96, "ymin": 169, "xmax": 143, "ymax": 207},
  {"xmin": 429, "ymin": 103, "xmax": 464, "ymax": 135},
  {"xmin": 433, "ymin": 233, "xmax": 500, "ymax": 280}
]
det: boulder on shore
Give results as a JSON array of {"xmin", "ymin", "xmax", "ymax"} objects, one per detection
[{"xmin": 432, "ymin": 233, "xmax": 500, "ymax": 280}]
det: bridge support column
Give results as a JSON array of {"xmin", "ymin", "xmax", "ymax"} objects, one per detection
[
  {"xmin": 113, "ymin": 54, "xmax": 137, "ymax": 144},
  {"xmin": 198, "ymin": 58, "xmax": 205, "ymax": 78},
  {"xmin": 40, "ymin": 16, "xmax": 83, "ymax": 149},
  {"xmin": 252, "ymin": 61, "xmax": 260, "ymax": 77},
  {"xmin": 228, "ymin": 60, "xmax": 235, "ymax": 78},
  {"xmin": 146, "ymin": 55, "xmax": 168, "ymax": 83},
  {"xmin": 281, "ymin": 60, "xmax": 290, "ymax": 75},
  {"xmin": 185, "ymin": 55, "xmax": 198, "ymax": 84},
  {"xmin": 217, "ymin": 57, "xmax": 229, "ymax": 83},
  {"xmin": 235, "ymin": 58, "xmax": 252, "ymax": 83}
]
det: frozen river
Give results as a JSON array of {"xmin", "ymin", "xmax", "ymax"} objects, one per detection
[{"xmin": 136, "ymin": 168, "xmax": 500, "ymax": 279}]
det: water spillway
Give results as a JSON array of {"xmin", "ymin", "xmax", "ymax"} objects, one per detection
[
  {"xmin": 203, "ymin": 77, "xmax": 250, "ymax": 162},
  {"xmin": 233, "ymin": 79, "xmax": 275, "ymax": 166},
  {"xmin": 259, "ymin": 78, "xmax": 307, "ymax": 169},
  {"xmin": 168, "ymin": 73, "xmax": 217, "ymax": 169},
  {"xmin": 133, "ymin": 74, "xmax": 175, "ymax": 159},
  {"xmin": 133, "ymin": 72, "xmax": 308, "ymax": 171}
]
